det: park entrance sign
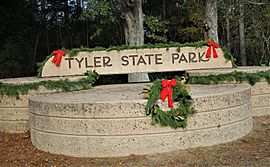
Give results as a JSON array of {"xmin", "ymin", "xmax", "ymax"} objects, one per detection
[{"xmin": 41, "ymin": 46, "xmax": 232, "ymax": 77}]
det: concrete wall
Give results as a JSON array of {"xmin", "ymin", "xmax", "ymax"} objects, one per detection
[
  {"xmin": 0, "ymin": 76, "xmax": 82, "ymax": 133},
  {"xmin": 188, "ymin": 67, "xmax": 270, "ymax": 116},
  {"xmin": 29, "ymin": 83, "xmax": 252, "ymax": 157},
  {"xmin": 1, "ymin": 67, "xmax": 270, "ymax": 133},
  {"xmin": 251, "ymin": 81, "xmax": 270, "ymax": 116}
]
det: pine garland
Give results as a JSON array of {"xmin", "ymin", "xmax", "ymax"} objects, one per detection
[
  {"xmin": 2, "ymin": 70, "xmax": 270, "ymax": 99},
  {"xmin": 189, "ymin": 70, "xmax": 270, "ymax": 86},
  {"xmin": 223, "ymin": 48, "xmax": 237, "ymax": 68},
  {"xmin": 145, "ymin": 77, "xmax": 197, "ymax": 129},
  {"xmin": 0, "ymin": 70, "xmax": 98, "ymax": 99}
]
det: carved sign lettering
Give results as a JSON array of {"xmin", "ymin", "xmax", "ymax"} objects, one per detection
[{"xmin": 41, "ymin": 47, "xmax": 232, "ymax": 77}]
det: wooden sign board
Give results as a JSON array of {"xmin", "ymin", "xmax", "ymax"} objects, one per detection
[{"xmin": 41, "ymin": 46, "xmax": 232, "ymax": 77}]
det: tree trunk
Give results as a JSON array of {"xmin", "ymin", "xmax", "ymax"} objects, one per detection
[
  {"xmin": 86, "ymin": 20, "xmax": 89, "ymax": 48},
  {"xmin": 205, "ymin": 0, "xmax": 219, "ymax": 43},
  {"xmin": 226, "ymin": 16, "xmax": 231, "ymax": 51},
  {"xmin": 162, "ymin": 0, "xmax": 166, "ymax": 20},
  {"xmin": 58, "ymin": 22, "xmax": 64, "ymax": 49},
  {"xmin": 121, "ymin": 0, "xmax": 150, "ymax": 83},
  {"xmin": 34, "ymin": 32, "xmax": 40, "ymax": 69},
  {"xmin": 46, "ymin": 27, "xmax": 49, "ymax": 55},
  {"xmin": 239, "ymin": 0, "xmax": 247, "ymax": 65}
]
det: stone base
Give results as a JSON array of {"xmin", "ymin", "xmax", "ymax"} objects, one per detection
[
  {"xmin": 0, "ymin": 96, "xmax": 29, "ymax": 133},
  {"xmin": 1, "ymin": 66, "xmax": 269, "ymax": 133},
  {"xmin": 188, "ymin": 67, "xmax": 270, "ymax": 116},
  {"xmin": 0, "ymin": 76, "xmax": 83, "ymax": 133},
  {"xmin": 29, "ymin": 83, "xmax": 252, "ymax": 157}
]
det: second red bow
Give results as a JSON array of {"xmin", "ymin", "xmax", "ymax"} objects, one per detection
[
  {"xmin": 160, "ymin": 79, "xmax": 177, "ymax": 108},
  {"xmin": 206, "ymin": 41, "xmax": 219, "ymax": 59}
]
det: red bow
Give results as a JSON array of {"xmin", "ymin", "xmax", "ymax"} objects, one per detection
[
  {"xmin": 52, "ymin": 50, "xmax": 65, "ymax": 67},
  {"xmin": 206, "ymin": 41, "xmax": 219, "ymax": 58},
  {"xmin": 160, "ymin": 79, "xmax": 177, "ymax": 108}
]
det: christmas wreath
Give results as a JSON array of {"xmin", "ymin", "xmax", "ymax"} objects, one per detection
[{"xmin": 145, "ymin": 75, "xmax": 197, "ymax": 129}]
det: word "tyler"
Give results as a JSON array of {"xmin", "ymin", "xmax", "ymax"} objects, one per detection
[{"xmin": 65, "ymin": 57, "xmax": 112, "ymax": 69}]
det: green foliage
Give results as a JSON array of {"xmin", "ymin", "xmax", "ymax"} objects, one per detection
[
  {"xmin": 80, "ymin": 0, "xmax": 115, "ymax": 42},
  {"xmin": 2, "ymin": 0, "xmax": 270, "ymax": 80},
  {"xmin": 189, "ymin": 70, "xmax": 270, "ymax": 86},
  {"xmin": 0, "ymin": 0, "xmax": 37, "ymax": 78},
  {"xmin": 218, "ymin": 0, "xmax": 270, "ymax": 66},
  {"xmin": 146, "ymin": 78, "xmax": 196, "ymax": 129},
  {"xmin": 81, "ymin": 0, "xmax": 113, "ymax": 21},
  {"xmin": 223, "ymin": 48, "xmax": 237, "ymax": 68},
  {"xmin": 143, "ymin": 0, "xmax": 205, "ymax": 43},
  {"xmin": 145, "ymin": 16, "xmax": 168, "ymax": 43},
  {"xmin": 0, "ymin": 70, "xmax": 98, "ymax": 99},
  {"xmin": 67, "ymin": 40, "xmax": 208, "ymax": 53}
]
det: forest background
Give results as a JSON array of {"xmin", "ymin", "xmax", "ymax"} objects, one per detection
[{"xmin": 0, "ymin": 0, "xmax": 269, "ymax": 79}]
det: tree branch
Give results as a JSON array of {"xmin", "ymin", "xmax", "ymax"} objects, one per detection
[{"xmin": 244, "ymin": 0, "xmax": 266, "ymax": 5}]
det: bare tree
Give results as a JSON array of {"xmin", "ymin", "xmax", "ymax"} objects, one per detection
[{"xmin": 121, "ymin": 0, "xmax": 150, "ymax": 83}]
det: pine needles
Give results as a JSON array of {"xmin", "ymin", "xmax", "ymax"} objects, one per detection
[
  {"xmin": 189, "ymin": 70, "xmax": 270, "ymax": 86},
  {"xmin": 146, "ymin": 78, "xmax": 197, "ymax": 129},
  {"xmin": 0, "ymin": 70, "xmax": 98, "ymax": 99}
]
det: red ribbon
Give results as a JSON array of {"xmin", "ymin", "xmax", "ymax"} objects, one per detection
[
  {"xmin": 160, "ymin": 79, "xmax": 177, "ymax": 108},
  {"xmin": 206, "ymin": 41, "xmax": 219, "ymax": 58},
  {"xmin": 52, "ymin": 50, "xmax": 65, "ymax": 67}
]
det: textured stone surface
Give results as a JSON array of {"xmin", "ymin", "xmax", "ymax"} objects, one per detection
[
  {"xmin": 0, "ymin": 95, "xmax": 29, "ymax": 108},
  {"xmin": 0, "ymin": 108, "xmax": 29, "ymax": 120},
  {"xmin": 2, "ymin": 66, "xmax": 269, "ymax": 134},
  {"xmin": 250, "ymin": 81, "xmax": 270, "ymax": 116},
  {"xmin": 187, "ymin": 66, "xmax": 270, "ymax": 76},
  {"xmin": 30, "ymin": 83, "xmax": 252, "ymax": 157},
  {"xmin": 41, "ymin": 47, "xmax": 232, "ymax": 77},
  {"xmin": 30, "ymin": 103, "xmax": 251, "ymax": 135},
  {"xmin": 250, "ymin": 81, "xmax": 270, "ymax": 95},
  {"xmin": 0, "ymin": 120, "xmax": 29, "ymax": 133},
  {"xmin": 29, "ymin": 84, "xmax": 250, "ymax": 118},
  {"xmin": 31, "ymin": 117, "xmax": 252, "ymax": 157},
  {"xmin": 253, "ymin": 107, "xmax": 270, "ymax": 116},
  {"xmin": 252, "ymin": 94, "xmax": 270, "ymax": 108},
  {"xmin": 0, "ymin": 95, "xmax": 30, "ymax": 133},
  {"xmin": 0, "ymin": 75, "xmax": 85, "ymax": 133},
  {"xmin": 188, "ymin": 67, "xmax": 270, "ymax": 116},
  {"xmin": 0, "ymin": 88, "xmax": 64, "ymax": 133}
]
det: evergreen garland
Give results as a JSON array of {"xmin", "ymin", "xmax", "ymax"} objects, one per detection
[
  {"xmin": 189, "ymin": 70, "xmax": 270, "ymax": 86},
  {"xmin": 2, "ymin": 70, "xmax": 270, "ymax": 99},
  {"xmin": 145, "ymin": 77, "xmax": 197, "ymax": 129},
  {"xmin": 223, "ymin": 48, "xmax": 237, "ymax": 68},
  {"xmin": 0, "ymin": 70, "xmax": 98, "ymax": 99}
]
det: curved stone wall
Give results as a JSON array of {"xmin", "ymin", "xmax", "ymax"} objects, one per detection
[
  {"xmin": 188, "ymin": 66, "xmax": 270, "ymax": 116},
  {"xmin": 0, "ymin": 76, "xmax": 82, "ymax": 133},
  {"xmin": 29, "ymin": 83, "xmax": 252, "ymax": 157},
  {"xmin": 1, "ymin": 66, "xmax": 269, "ymax": 133},
  {"xmin": 251, "ymin": 81, "xmax": 270, "ymax": 116},
  {"xmin": 0, "ymin": 95, "xmax": 30, "ymax": 133}
]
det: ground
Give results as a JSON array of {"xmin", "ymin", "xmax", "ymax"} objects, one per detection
[{"xmin": 1, "ymin": 116, "xmax": 270, "ymax": 167}]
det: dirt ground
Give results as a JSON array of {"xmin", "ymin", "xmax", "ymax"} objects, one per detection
[{"xmin": 1, "ymin": 116, "xmax": 270, "ymax": 167}]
